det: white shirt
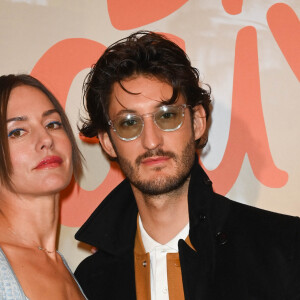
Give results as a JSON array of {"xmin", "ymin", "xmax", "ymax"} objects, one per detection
[{"xmin": 139, "ymin": 216, "xmax": 189, "ymax": 300}]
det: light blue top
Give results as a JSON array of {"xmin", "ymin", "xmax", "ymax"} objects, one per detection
[{"xmin": 0, "ymin": 247, "xmax": 87, "ymax": 300}]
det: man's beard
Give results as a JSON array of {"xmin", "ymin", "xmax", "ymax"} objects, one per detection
[{"xmin": 116, "ymin": 137, "xmax": 195, "ymax": 196}]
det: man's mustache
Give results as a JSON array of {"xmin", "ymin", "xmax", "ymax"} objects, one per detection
[{"xmin": 136, "ymin": 149, "xmax": 177, "ymax": 165}]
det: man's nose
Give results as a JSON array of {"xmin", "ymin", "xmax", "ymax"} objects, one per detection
[{"xmin": 140, "ymin": 117, "xmax": 163, "ymax": 150}]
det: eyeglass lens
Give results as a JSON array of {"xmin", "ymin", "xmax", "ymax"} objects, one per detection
[{"xmin": 111, "ymin": 105, "xmax": 185, "ymax": 141}]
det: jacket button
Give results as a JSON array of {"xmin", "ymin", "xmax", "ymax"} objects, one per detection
[
  {"xmin": 199, "ymin": 214, "xmax": 207, "ymax": 221},
  {"xmin": 216, "ymin": 232, "xmax": 227, "ymax": 245}
]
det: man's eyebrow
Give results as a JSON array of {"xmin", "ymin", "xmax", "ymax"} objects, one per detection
[
  {"xmin": 114, "ymin": 102, "xmax": 169, "ymax": 117},
  {"xmin": 114, "ymin": 109, "xmax": 136, "ymax": 117}
]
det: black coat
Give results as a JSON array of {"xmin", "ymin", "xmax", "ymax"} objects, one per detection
[{"xmin": 75, "ymin": 157, "xmax": 300, "ymax": 300}]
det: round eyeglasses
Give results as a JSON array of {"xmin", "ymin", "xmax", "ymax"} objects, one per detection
[{"xmin": 108, "ymin": 104, "xmax": 190, "ymax": 141}]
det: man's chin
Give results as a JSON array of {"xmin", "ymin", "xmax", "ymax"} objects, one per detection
[{"xmin": 132, "ymin": 174, "xmax": 189, "ymax": 196}]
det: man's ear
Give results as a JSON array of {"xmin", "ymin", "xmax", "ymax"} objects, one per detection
[
  {"xmin": 193, "ymin": 105, "xmax": 206, "ymax": 141},
  {"xmin": 98, "ymin": 131, "xmax": 117, "ymax": 158}
]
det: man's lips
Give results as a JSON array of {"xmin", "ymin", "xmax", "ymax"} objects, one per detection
[
  {"xmin": 34, "ymin": 156, "xmax": 63, "ymax": 169},
  {"xmin": 141, "ymin": 156, "xmax": 170, "ymax": 166}
]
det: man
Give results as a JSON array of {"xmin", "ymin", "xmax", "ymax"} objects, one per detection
[{"xmin": 75, "ymin": 31, "xmax": 300, "ymax": 300}]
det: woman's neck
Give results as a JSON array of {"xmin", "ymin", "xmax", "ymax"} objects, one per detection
[{"xmin": 0, "ymin": 190, "xmax": 60, "ymax": 252}]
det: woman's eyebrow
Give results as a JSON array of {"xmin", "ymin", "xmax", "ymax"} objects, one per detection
[
  {"xmin": 6, "ymin": 109, "xmax": 59, "ymax": 123},
  {"xmin": 42, "ymin": 109, "xmax": 59, "ymax": 117},
  {"xmin": 6, "ymin": 116, "xmax": 27, "ymax": 123}
]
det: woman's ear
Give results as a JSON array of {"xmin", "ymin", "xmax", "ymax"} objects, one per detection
[
  {"xmin": 98, "ymin": 131, "xmax": 117, "ymax": 158},
  {"xmin": 192, "ymin": 105, "xmax": 206, "ymax": 141}
]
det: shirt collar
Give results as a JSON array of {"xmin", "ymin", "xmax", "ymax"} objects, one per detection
[{"xmin": 138, "ymin": 215, "xmax": 189, "ymax": 253}]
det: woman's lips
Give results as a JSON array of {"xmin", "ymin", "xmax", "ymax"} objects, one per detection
[{"xmin": 35, "ymin": 156, "xmax": 63, "ymax": 169}]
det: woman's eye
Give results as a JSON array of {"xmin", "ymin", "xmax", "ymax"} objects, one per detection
[
  {"xmin": 46, "ymin": 121, "xmax": 62, "ymax": 130},
  {"xmin": 8, "ymin": 128, "xmax": 26, "ymax": 138}
]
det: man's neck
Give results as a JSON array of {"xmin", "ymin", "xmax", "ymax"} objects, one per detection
[{"xmin": 132, "ymin": 179, "xmax": 190, "ymax": 244}]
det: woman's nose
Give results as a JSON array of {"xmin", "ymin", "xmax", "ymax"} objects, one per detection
[{"xmin": 36, "ymin": 129, "xmax": 54, "ymax": 151}]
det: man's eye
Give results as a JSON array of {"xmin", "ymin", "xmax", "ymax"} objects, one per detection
[
  {"xmin": 120, "ymin": 119, "xmax": 138, "ymax": 127},
  {"xmin": 160, "ymin": 112, "xmax": 176, "ymax": 119},
  {"xmin": 8, "ymin": 128, "xmax": 26, "ymax": 138},
  {"xmin": 46, "ymin": 121, "xmax": 62, "ymax": 130}
]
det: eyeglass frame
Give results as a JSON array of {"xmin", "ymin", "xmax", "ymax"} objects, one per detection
[{"xmin": 107, "ymin": 104, "xmax": 191, "ymax": 141}]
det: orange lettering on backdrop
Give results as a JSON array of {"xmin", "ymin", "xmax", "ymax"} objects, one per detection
[
  {"xmin": 267, "ymin": 3, "xmax": 300, "ymax": 82},
  {"xmin": 207, "ymin": 2, "xmax": 300, "ymax": 195},
  {"xmin": 31, "ymin": 39, "xmax": 105, "ymax": 103},
  {"xmin": 222, "ymin": 0, "xmax": 243, "ymax": 15},
  {"xmin": 204, "ymin": 26, "xmax": 288, "ymax": 195},
  {"xmin": 107, "ymin": 0, "xmax": 189, "ymax": 30}
]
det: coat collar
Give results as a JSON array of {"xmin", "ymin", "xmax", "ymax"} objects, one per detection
[
  {"xmin": 75, "ymin": 155, "xmax": 218, "ymax": 256},
  {"xmin": 75, "ymin": 179, "xmax": 138, "ymax": 255}
]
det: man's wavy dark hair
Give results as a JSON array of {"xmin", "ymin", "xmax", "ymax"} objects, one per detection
[{"xmin": 80, "ymin": 30, "xmax": 211, "ymax": 148}]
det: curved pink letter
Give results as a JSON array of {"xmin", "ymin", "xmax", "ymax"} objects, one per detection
[
  {"xmin": 107, "ymin": 0, "xmax": 188, "ymax": 30},
  {"xmin": 267, "ymin": 3, "xmax": 300, "ymax": 81},
  {"xmin": 222, "ymin": 0, "xmax": 243, "ymax": 15},
  {"xmin": 204, "ymin": 26, "xmax": 288, "ymax": 195}
]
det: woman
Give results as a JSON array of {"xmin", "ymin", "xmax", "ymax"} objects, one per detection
[{"xmin": 0, "ymin": 74, "xmax": 87, "ymax": 299}]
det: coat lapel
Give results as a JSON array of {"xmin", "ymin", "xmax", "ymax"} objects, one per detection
[{"xmin": 179, "ymin": 156, "xmax": 222, "ymax": 300}]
